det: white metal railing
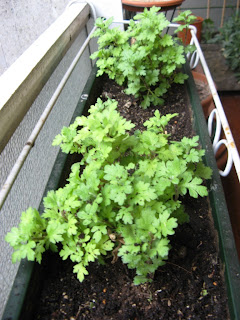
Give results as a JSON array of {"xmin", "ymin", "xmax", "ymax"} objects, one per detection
[
  {"xmin": 67, "ymin": 0, "xmax": 97, "ymax": 20},
  {"xmin": 1, "ymin": 18, "xmax": 239, "ymax": 210},
  {"xmin": 186, "ymin": 25, "xmax": 240, "ymax": 181}
]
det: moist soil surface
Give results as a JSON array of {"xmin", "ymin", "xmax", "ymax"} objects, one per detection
[{"xmin": 33, "ymin": 77, "xmax": 228, "ymax": 320}]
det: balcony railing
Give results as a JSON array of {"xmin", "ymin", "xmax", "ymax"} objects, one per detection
[{"xmin": 0, "ymin": 2, "xmax": 96, "ymax": 317}]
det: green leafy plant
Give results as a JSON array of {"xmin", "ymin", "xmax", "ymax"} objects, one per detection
[
  {"xmin": 201, "ymin": 14, "xmax": 240, "ymax": 81},
  {"xmin": 216, "ymin": 13, "xmax": 240, "ymax": 81},
  {"xmin": 90, "ymin": 6, "xmax": 192, "ymax": 109},
  {"xmin": 6, "ymin": 98, "xmax": 212, "ymax": 285},
  {"xmin": 173, "ymin": 10, "xmax": 198, "ymax": 46},
  {"xmin": 173, "ymin": 10, "xmax": 197, "ymax": 33},
  {"xmin": 201, "ymin": 18, "xmax": 217, "ymax": 43}
]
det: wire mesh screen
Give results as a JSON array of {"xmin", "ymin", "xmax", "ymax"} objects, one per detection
[{"xmin": 0, "ymin": 20, "xmax": 95, "ymax": 316}]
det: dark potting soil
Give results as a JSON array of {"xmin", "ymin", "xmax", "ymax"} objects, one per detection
[
  {"xmin": 33, "ymin": 77, "xmax": 229, "ymax": 320},
  {"xmin": 101, "ymin": 77, "xmax": 193, "ymax": 141}
]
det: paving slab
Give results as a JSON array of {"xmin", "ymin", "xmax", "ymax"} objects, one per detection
[{"xmin": 201, "ymin": 44, "xmax": 240, "ymax": 91}]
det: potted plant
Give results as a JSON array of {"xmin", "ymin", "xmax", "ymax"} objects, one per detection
[
  {"xmin": 174, "ymin": 10, "xmax": 204, "ymax": 45},
  {"xmin": 201, "ymin": 18, "xmax": 217, "ymax": 44},
  {"xmin": 3, "ymin": 7, "xmax": 240, "ymax": 320},
  {"xmin": 173, "ymin": 11, "xmax": 215, "ymax": 118}
]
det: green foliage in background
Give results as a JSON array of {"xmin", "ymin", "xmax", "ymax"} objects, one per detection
[
  {"xmin": 218, "ymin": 14, "xmax": 240, "ymax": 81},
  {"xmin": 202, "ymin": 14, "xmax": 240, "ymax": 81},
  {"xmin": 201, "ymin": 18, "xmax": 217, "ymax": 43}
]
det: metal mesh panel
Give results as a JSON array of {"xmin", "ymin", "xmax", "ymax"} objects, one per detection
[{"xmin": 0, "ymin": 21, "xmax": 95, "ymax": 316}]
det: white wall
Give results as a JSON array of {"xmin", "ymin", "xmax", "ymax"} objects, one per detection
[
  {"xmin": 0, "ymin": 0, "xmax": 123, "ymax": 76},
  {"xmin": 0, "ymin": 0, "xmax": 68, "ymax": 76}
]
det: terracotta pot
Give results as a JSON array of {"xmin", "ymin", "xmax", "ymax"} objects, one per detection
[
  {"xmin": 122, "ymin": 0, "xmax": 185, "ymax": 12},
  {"xmin": 178, "ymin": 16, "xmax": 203, "ymax": 44},
  {"xmin": 192, "ymin": 71, "xmax": 228, "ymax": 171},
  {"xmin": 192, "ymin": 71, "xmax": 214, "ymax": 119}
]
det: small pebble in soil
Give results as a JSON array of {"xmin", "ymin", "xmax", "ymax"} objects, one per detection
[{"xmin": 178, "ymin": 246, "xmax": 187, "ymax": 259}]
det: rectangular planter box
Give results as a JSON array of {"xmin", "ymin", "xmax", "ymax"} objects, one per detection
[{"xmin": 2, "ymin": 64, "xmax": 240, "ymax": 320}]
